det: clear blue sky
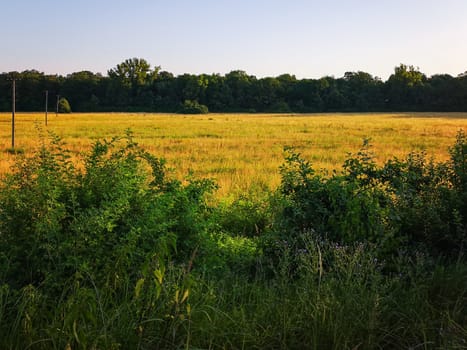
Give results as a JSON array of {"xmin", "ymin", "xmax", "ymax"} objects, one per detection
[{"xmin": 1, "ymin": 0, "xmax": 466, "ymax": 80}]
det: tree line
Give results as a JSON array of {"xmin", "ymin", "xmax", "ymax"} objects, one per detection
[{"xmin": 1, "ymin": 58, "xmax": 467, "ymax": 113}]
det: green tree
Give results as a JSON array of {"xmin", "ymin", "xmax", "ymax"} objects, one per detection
[
  {"xmin": 225, "ymin": 70, "xmax": 256, "ymax": 110},
  {"xmin": 426, "ymin": 74, "xmax": 457, "ymax": 111},
  {"xmin": 108, "ymin": 58, "xmax": 159, "ymax": 87},
  {"xmin": 62, "ymin": 71, "xmax": 103, "ymax": 111},
  {"xmin": 252, "ymin": 77, "xmax": 281, "ymax": 111},
  {"xmin": 386, "ymin": 64, "xmax": 427, "ymax": 109},
  {"xmin": 107, "ymin": 58, "xmax": 159, "ymax": 108},
  {"xmin": 16, "ymin": 70, "xmax": 47, "ymax": 111},
  {"xmin": 176, "ymin": 74, "xmax": 209, "ymax": 103},
  {"xmin": 58, "ymin": 97, "xmax": 72, "ymax": 113},
  {"xmin": 204, "ymin": 74, "xmax": 233, "ymax": 111},
  {"xmin": 152, "ymin": 71, "xmax": 177, "ymax": 111},
  {"xmin": 343, "ymin": 71, "xmax": 383, "ymax": 111}
]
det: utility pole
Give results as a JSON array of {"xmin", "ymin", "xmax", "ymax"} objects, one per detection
[
  {"xmin": 45, "ymin": 90, "xmax": 48, "ymax": 126},
  {"xmin": 56, "ymin": 94, "xmax": 60, "ymax": 116},
  {"xmin": 10, "ymin": 77, "xmax": 17, "ymax": 149},
  {"xmin": 12, "ymin": 78, "xmax": 15, "ymax": 148},
  {"xmin": 7, "ymin": 73, "xmax": 21, "ymax": 149}
]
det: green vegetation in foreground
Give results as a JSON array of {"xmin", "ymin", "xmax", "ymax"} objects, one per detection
[{"xmin": 0, "ymin": 131, "xmax": 466, "ymax": 349}]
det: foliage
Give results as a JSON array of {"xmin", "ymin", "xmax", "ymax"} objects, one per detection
[
  {"xmin": 214, "ymin": 193, "xmax": 271, "ymax": 237},
  {"xmin": 2, "ymin": 60, "xmax": 467, "ymax": 112},
  {"xmin": 1, "ymin": 235, "xmax": 465, "ymax": 349},
  {"xmin": 178, "ymin": 99, "xmax": 209, "ymax": 114},
  {"xmin": 273, "ymin": 132, "xmax": 467, "ymax": 260},
  {"xmin": 58, "ymin": 97, "xmax": 72, "ymax": 113},
  {"xmin": 0, "ymin": 132, "xmax": 214, "ymax": 293},
  {"xmin": 275, "ymin": 142, "xmax": 391, "ymax": 254},
  {"xmin": 108, "ymin": 58, "xmax": 159, "ymax": 87},
  {"xmin": 0, "ymin": 132, "xmax": 466, "ymax": 349}
]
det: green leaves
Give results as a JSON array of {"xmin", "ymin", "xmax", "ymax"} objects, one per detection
[
  {"xmin": 0, "ymin": 131, "xmax": 214, "ymax": 293},
  {"xmin": 275, "ymin": 132, "xmax": 467, "ymax": 260}
]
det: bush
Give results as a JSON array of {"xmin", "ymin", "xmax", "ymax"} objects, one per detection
[
  {"xmin": 0, "ymin": 132, "xmax": 214, "ymax": 293},
  {"xmin": 58, "ymin": 97, "xmax": 72, "ymax": 113},
  {"xmin": 275, "ymin": 143, "xmax": 390, "ymax": 249},
  {"xmin": 271, "ymin": 133, "xmax": 467, "ymax": 261},
  {"xmin": 214, "ymin": 193, "xmax": 271, "ymax": 237},
  {"xmin": 178, "ymin": 100, "xmax": 209, "ymax": 114}
]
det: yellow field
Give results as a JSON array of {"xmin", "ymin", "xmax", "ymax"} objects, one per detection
[{"xmin": 1, "ymin": 112, "xmax": 467, "ymax": 197}]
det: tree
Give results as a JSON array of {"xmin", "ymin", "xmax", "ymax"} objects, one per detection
[
  {"xmin": 62, "ymin": 71, "xmax": 103, "ymax": 111},
  {"xmin": 152, "ymin": 71, "xmax": 177, "ymax": 111},
  {"xmin": 204, "ymin": 74, "xmax": 233, "ymax": 111},
  {"xmin": 343, "ymin": 71, "xmax": 383, "ymax": 111},
  {"xmin": 107, "ymin": 58, "xmax": 159, "ymax": 108},
  {"xmin": 58, "ymin": 97, "xmax": 72, "ymax": 113},
  {"xmin": 176, "ymin": 74, "xmax": 209, "ymax": 103},
  {"xmin": 108, "ymin": 58, "xmax": 159, "ymax": 87},
  {"xmin": 16, "ymin": 70, "xmax": 46, "ymax": 111},
  {"xmin": 426, "ymin": 74, "xmax": 456, "ymax": 111},
  {"xmin": 225, "ymin": 70, "xmax": 256, "ymax": 110},
  {"xmin": 386, "ymin": 64, "xmax": 427, "ymax": 109}
]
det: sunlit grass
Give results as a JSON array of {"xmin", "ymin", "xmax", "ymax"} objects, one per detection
[{"xmin": 1, "ymin": 112, "xmax": 467, "ymax": 196}]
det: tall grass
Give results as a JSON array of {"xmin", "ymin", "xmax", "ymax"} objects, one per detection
[
  {"xmin": 1, "ymin": 239, "xmax": 465, "ymax": 349},
  {"xmin": 0, "ymin": 116, "xmax": 466, "ymax": 349},
  {"xmin": 1, "ymin": 112, "xmax": 467, "ymax": 196}
]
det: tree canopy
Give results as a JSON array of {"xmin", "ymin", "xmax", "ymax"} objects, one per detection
[{"xmin": 1, "ymin": 59, "xmax": 467, "ymax": 113}]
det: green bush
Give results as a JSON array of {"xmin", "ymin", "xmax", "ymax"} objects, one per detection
[
  {"xmin": 0, "ymin": 132, "xmax": 214, "ymax": 293},
  {"xmin": 178, "ymin": 100, "xmax": 209, "ymax": 114},
  {"xmin": 214, "ymin": 193, "xmax": 271, "ymax": 237},
  {"xmin": 58, "ymin": 97, "xmax": 72, "ymax": 113},
  {"xmin": 276, "ymin": 143, "xmax": 390, "ymax": 250},
  {"xmin": 272, "ymin": 133, "xmax": 467, "ymax": 261}
]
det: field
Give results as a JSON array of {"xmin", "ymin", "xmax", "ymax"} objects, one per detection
[
  {"xmin": 1, "ymin": 112, "xmax": 467, "ymax": 349},
  {"xmin": 1, "ymin": 112, "xmax": 467, "ymax": 196}
]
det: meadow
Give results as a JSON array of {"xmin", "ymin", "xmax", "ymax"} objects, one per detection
[
  {"xmin": 0, "ymin": 112, "xmax": 466, "ymax": 349},
  {"xmin": 1, "ymin": 112, "xmax": 467, "ymax": 197}
]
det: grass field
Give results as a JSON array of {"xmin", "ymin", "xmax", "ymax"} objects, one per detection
[
  {"xmin": 1, "ymin": 111, "xmax": 467, "ymax": 349},
  {"xmin": 1, "ymin": 112, "xmax": 467, "ymax": 197}
]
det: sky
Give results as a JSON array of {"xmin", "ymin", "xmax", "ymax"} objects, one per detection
[{"xmin": 1, "ymin": 0, "xmax": 466, "ymax": 80}]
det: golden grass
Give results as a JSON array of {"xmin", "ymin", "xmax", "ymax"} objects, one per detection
[{"xmin": 1, "ymin": 112, "xmax": 467, "ymax": 197}]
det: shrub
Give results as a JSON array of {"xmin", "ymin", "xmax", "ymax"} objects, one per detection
[
  {"xmin": 276, "ymin": 144, "xmax": 389, "ymax": 248},
  {"xmin": 0, "ymin": 132, "xmax": 215, "ymax": 293},
  {"xmin": 214, "ymin": 193, "xmax": 271, "ymax": 237},
  {"xmin": 58, "ymin": 97, "xmax": 72, "ymax": 113},
  {"xmin": 271, "ymin": 132, "xmax": 467, "ymax": 261},
  {"xmin": 178, "ymin": 100, "xmax": 209, "ymax": 114}
]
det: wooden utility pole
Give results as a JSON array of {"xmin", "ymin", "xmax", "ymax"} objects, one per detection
[
  {"xmin": 11, "ymin": 78, "xmax": 16, "ymax": 149},
  {"xmin": 56, "ymin": 94, "xmax": 60, "ymax": 116},
  {"xmin": 7, "ymin": 74, "xmax": 21, "ymax": 149},
  {"xmin": 45, "ymin": 90, "xmax": 49, "ymax": 126}
]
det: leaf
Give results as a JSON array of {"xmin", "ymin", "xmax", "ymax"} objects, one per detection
[
  {"xmin": 135, "ymin": 278, "xmax": 145, "ymax": 299},
  {"xmin": 73, "ymin": 320, "xmax": 80, "ymax": 345},
  {"xmin": 181, "ymin": 289, "xmax": 190, "ymax": 304},
  {"xmin": 155, "ymin": 283, "xmax": 162, "ymax": 299},
  {"xmin": 153, "ymin": 268, "xmax": 164, "ymax": 285}
]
